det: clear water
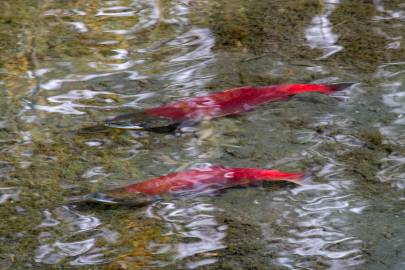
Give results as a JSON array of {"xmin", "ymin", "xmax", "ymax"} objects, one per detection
[{"xmin": 0, "ymin": 0, "xmax": 404, "ymax": 269}]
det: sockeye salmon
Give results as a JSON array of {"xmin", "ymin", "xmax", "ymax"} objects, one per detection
[
  {"xmin": 103, "ymin": 83, "xmax": 353, "ymax": 132},
  {"xmin": 79, "ymin": 166, "xmax": 304, "ymax": 206}
]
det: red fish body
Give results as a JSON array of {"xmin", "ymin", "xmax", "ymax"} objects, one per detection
[
  {"xmin": 145, "ymin": 84, "xmax": 350, "ymax": 121},
  {"xmin": 85, "ymin": 166, "xmax": 304, "ymax": 205},
  {"xmin": 119, "ymin": 166, "xmax": 303, "ymax": 195},
  {"xmin": 104, "ymin": 83, "xmax": 352, "ymax": 130}
]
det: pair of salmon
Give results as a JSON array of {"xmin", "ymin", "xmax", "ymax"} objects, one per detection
[{"xmin": 81, "ymin": 83, "xmax": 352, "ymax": 205}]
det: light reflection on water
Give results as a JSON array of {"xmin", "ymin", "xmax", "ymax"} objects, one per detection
[
  {"xmin": 146, "ymin": 201, "xmax": 226, "ymax": 268},
  {"xmin": 260, "ymin": 177, "xmax": 367, "ymax": 269},
  {"xmin": 35, "ymin": 206, "xmax": 119, "ymax": 266},
  {"xmin": 305, "ymin": 0, "xmax": 342, "ymax": 59},
  {"xmin": 0, "ymin": 0, "xmax": 404, "ymax": 269},
  {"xmin": 0, "ymin": 187, "xmax": 20, "ymax": 204}
]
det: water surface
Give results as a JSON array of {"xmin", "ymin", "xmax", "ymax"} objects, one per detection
[{"xmin": 0, "ymin": 0, "xmax": 404, "ymax": 269}]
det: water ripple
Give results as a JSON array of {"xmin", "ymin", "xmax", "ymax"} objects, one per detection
[
  {"xmin": 373, "ymin": 1, "xmax": 405, "ymax": 21},
  {"xmin": 377, "ymin": 154, "xmax": 405, "ymax": 189},
  {"xmin": 35, "ymin": 207, "xmax": 119, "ymax": 266},
  {"xmin": 305, "ymin": 0, "xmax": 343, "ymax": 59},
  {"xmin": 0, "ymin": 187, "xmax": 20, "ymax": 204},
  {"xmin": 1, "ymin": 0, "xmax": 404, "ymax": 269},
  {"xmin": 146, "ymin": 201, "xmax": 225, "ymax": 268},
  {"xmin": 267, "ymin": 192, "xmax": 366, "ymax": 269}
]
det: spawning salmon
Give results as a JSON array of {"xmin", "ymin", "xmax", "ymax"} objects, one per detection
[
  {"xmin": 103, "ymin": 83, "xmax": 353, "ymax": 132},
  {"xmin": 79, "ymin": 166, "xmax": 304, "ymax": 206}
]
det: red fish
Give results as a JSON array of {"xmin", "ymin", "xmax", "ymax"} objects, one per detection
[
  {"xmin": 82, "ymin": 166, "xmax": 304, "ymax": 206},
  {"xmin": 104, "ymin": 83, "xmax": 352, "ymax": 131}
]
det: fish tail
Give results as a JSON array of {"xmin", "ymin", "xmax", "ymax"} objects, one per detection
[
  {"xmin": 77, "ymin": 124, "xmax": 112, "ymax": 134},
  {"xmin": 67, "ymin": 190, "xmax": 157, "ymax": 207},
  {"xmin": 81, "ymin": 192, "xmax": 123, "ymax": 204}
]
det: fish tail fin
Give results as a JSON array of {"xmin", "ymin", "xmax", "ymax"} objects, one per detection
[
  {"xmin": 67, "ymin": 190, "xmax": 157, "ymax": 207},
  {"xmin": 69, "ymin": 192, "xmax": 121, "ymax": 205},
  {"xmin": 77, "ymin": 124, "xmax": 112, "ymax": 134},
  {"xmin": 326, "ymin": 83, "xmax": 355, "ymax": 93}
]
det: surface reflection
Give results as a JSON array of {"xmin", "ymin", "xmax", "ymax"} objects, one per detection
[
  {"xmin": 266, "ymin": 180, "xmax": 366, "ymax": 269},
  {"xmin": 0, "ymin": 0, "xmax": 404, "ymax": 269},
  {"xmin": 0, "ymin": 187, "xmax": 20, "ymax": 204},
  {"xmin": 379, "ymin": 81, "xmax": 405, "ymax": 189},
  {"xmin": 35, "ymin": 206, "xmax": 119, "ymax": 265},
  {"xmin": 146, "ymin": 201, "xmax": 225, "ymax": 268},
  {"xmin": 373, "ymin": 0, "xmax": 405, "ymax": 21},
  {"xmin": 305, "ymin": 0, "xmax": 342, "ymax": 59}
]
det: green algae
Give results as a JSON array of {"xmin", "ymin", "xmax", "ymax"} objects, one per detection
[
  {"xmin": 177, "ymin": 215, "xmax": 285, "ymax": 270},
  {"xmin": 335, "ymin": 129, "xmax": 394, "ymax": 183},
  {"xmin": 206, "ymin": 0, "xmax": 321, "ymax": 57},
  {"xmin": 194, "ymin": 0, "xmax": 404, "ymax": 75},
  {"xmin": 104, "ymin": 215, "xmax": 171, "ymax": 270},
  {"xmin": 0, "ymin": 125, "xmax": 147, "ymax": 269},
  {"xmin": 0, "ymin": 0, "xmax": 404, "ymax": 269},
  {"xmin": 328, "ymin": 0, "xmax": 405, "ymax": 72},
  {"xmin": 209, "ymin": 217, "xmax": 279, "ymax": 270}
]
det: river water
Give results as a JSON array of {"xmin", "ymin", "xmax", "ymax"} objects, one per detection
[{"xmin": 0, "ymin": 0, "xmax": 404, "ymax": 269}]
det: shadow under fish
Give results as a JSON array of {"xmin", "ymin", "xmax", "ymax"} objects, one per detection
[
  {"xmin": 70, "ymin": 165, "xmax": 305, "ymax": 207},
  {"xmin": 81, "ymin": 83, "xmax": 354, "ymax": 134}
]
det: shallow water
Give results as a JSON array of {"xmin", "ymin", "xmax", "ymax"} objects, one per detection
[{"xmin": 0, "ymin": 0, "xmax": 404, "ymax": 269}]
